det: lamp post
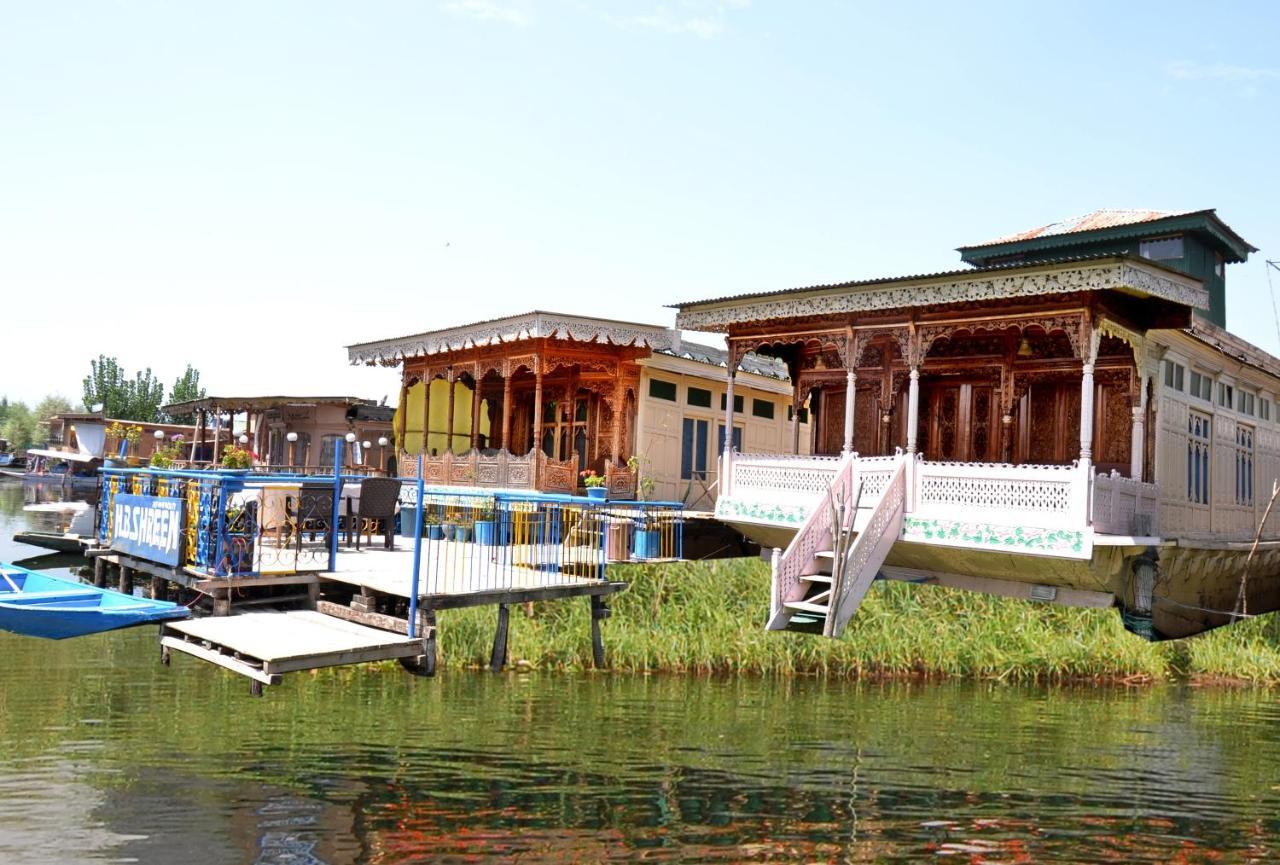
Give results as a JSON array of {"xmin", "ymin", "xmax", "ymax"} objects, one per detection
[
  {"xmin": 344, "ymin": 432, "xmax": 356, "ymax": 471},
  {"xmin": 362, "ymin": 440, "xmax": 372, "ymax": 473},
  {"xmin": 153, "ymin": 429, "xmax": 164, "ymax": 462},
  {"xmin": 377, "ymin": 436, "xmax": 389, "ymax": 474},
  {"xmin": 286, "ymin": 431, "xmax": 298, "ymax": 469}
]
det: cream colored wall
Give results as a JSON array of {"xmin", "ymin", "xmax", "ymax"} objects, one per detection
[
  {"xmin": 635, "ymin": 365, "xmax": 810, "ymax": 507},
  {"xmin": 1152, "ymin": 331, "xmax": 1280, "ymax": 542}
]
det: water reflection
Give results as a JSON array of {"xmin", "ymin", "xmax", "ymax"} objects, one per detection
[{"xmin": 0, "ymin": 479, "xmax": 1278, "ymax": 863}]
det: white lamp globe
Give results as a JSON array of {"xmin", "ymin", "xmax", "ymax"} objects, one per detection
[
  {"xmin": 362, "ymin": 440, "xmax": 372, "ymax": 450},
  {"xmin": 153, "ymin": 429, "xmax": 165, "ymax": 440},
  {"xmin": 377, "ymin": 437, "xmax": 388, "ymax": 447},
  {"xmin": 238, "ymin": 434, "xmax": 248, "ymax": 444},
  {"xmin": 286, "ymin": 431, "xmax": 298, "ymax": 443},
  {"xmin": 344, "ymin": 432, "xmax": 356, "ymax": 443}
]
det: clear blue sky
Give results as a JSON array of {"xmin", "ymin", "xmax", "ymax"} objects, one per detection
[{"xmin": 3, "ymin": 1, "xmax": 1279, "ymax": 407}]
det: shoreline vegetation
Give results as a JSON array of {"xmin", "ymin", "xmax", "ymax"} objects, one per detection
[{"xmin": 430, "ymin": 558, "xmax": 1280, "ymax": 686}]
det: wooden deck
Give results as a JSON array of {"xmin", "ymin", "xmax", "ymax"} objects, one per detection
[{"xmin": 160, "ymin": 610, "xmax": 426, "ymax": 693}]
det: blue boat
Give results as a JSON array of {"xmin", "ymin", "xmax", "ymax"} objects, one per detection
[{"xmin": 0, "ymin": 563, "xmax": 191, "ymax": 639}]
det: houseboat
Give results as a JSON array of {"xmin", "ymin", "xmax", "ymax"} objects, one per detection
[
  {"xmin": 347, "ymin": 311, "xmax": 809, "ymax": 506},
  {"xmin": 161, "ymin": 396, "xmax": 395, "ymax": 473},
  {"xmin": 673, "ymin": 208, "xmax": 1273, "ymax": 641}
]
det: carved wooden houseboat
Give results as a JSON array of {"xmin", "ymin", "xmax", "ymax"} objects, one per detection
[
  {"xmin": 673, "ymin": 209, "xmax": 1272, "ymax": 640},
  {"xmin": 347, "ymin": 311, "xmax": 809, "ymax": 506}
]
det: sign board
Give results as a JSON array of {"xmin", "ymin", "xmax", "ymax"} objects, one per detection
[
  {"xmin": 283, "ymin": 406, "xmax": 314, "ymax": 424},
  {"xmin": 111, "ymin": 493, "xmax": 184, "ymax": 566}
]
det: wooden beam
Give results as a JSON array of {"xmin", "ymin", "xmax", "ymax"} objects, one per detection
[{"xmin": 422, "ymin": 580, "xmax": 627, "ymax": 610}]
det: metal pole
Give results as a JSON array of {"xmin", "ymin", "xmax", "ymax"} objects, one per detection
[
  {"xmin": 328, "ymin": 439, "xmax": 343, "ymax": 572},
  {"xmin": 408, "ymin": 454, "xmax": 425, "ymax": 638}
]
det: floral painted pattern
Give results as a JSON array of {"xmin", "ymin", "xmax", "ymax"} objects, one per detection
[
  {"xmin": 715, "ymin": 497, "xmax": 808, "ymax": 526},
  {"xmin": 901, "ymin": 516, "xmax": 1089, "ymax": 559}
]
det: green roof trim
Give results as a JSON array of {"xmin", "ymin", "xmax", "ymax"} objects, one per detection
[{"xmin": 958, "ymin": 210, "xmax": 1256, "ymax": 266}]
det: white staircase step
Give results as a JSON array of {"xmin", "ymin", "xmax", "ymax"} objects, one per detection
[
  {"xmin": 784, "ymin": 600, "xmax": 830, "ymax": 615},
  {"xmin": 801, "ymin": 574, "xmax": 832, "ymax": 584}
]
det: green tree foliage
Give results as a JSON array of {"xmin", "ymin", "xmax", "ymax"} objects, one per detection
[
  {"xmin": 81, "ymin": 355, "xmax": 168, "ymax": 422},
  {"xmin": 167, "ymin": 364, "xmax": 206, "ymax": 423},
  {"xmin": 32, "ymin": 394, "xmax": 73, "ymax": 440},
  {"xmin": 1, "ymin": 402, "xmax": 35, "ymax": 451}
]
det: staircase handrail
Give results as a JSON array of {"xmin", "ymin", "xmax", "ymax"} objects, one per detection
[
  {"xmin": 768, "ymin": 450, "xmax": 858, "ymax": 627},
  {"xmin": 824, "ymin": 455, "xmax": 908, "ymax": 637}
]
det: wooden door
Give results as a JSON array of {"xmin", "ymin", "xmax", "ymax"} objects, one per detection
[
  {"xmin": 919, "ymin": 381, "xmax": 999, "ymax": 463},
  {"xmin": 818, "ymin": 388, "xmax": 845, "ymax": 455}
]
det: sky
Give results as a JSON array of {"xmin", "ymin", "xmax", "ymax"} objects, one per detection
[{"xmin": 2, "ymin": 0, "xmax": 1279, "ymax": 408}]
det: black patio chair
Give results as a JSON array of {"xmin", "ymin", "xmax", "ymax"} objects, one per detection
[
  {"xmin": 353, "ymin": 476, "xmax": 400, "ymax": 550},
  {"xmin": 285, "ymin": 486, "xmax": 338, "ymax": 554}
]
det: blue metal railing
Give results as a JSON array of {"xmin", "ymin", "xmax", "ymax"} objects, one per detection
[{"xmin": 97, "ymin": 464, "xmax": 685, "ymax": 593}]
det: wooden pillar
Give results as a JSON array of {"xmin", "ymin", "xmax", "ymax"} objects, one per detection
[
  {"xmin": 842, "ymin": 369, "xmax": 857, "ymax": 456},
  {"xmin": 554, "ymin": 386, "xmax": 566, "ymax": 460},
  {"xmin": 192, "ymin": 410, "xmax": 205, "ymax": 461},
  {"xmin": 1130, "ymin": 403, "xmax": 1144, "ymax": 480},
  {"xmin": 533, "ymin": 364, "xmax": 544, "ymax": 456},
  {"xmin": 93, "ymin": 556, "xmax": 106, "ymax": 588},
  {"xmin": 1080, "ymin": 361, "xmax": 1095, "ymax": 462},
  {"xmin": 421, "ymin": 374, "xmax": 432, "ymax": 454},
  {"xmin": 501, "ymin": 373, "xmax": 512, "ymax": 452},
  {"xmin": 722, "ymin": 370, "xmax": 736, "ymax": 456},
  {"xmin": 610, "ymin": 382, "xmax": 624, "ymax": 464},
  {"xmin": 118, "ymin": 564, "xmax": 133, "ymax": 595},
  {"xmin": 906, "ymin": 368, "xmax": 920, "ymax": 455},
  {"xmin": 470, "ymin": 378, "xmax": 481, "ymax": 451},
  {"xmin": 150, "ymin": 576, "xmax": 167, "ymax": 602},
  {"xmin": 395, "ymin": 378, "xmax": 408, "ymax": 453},
  {"xmin": 490, "ymin": 603, "xmax": 509, "ymax": 672},
  {"xmin": 211, "ymin": 405, "xmax": 221, "ymax": 463},
  {"xmin": 445, "ymin": 370, "xmax": 456, "ymax": 455},
  {"xmin": 590, "ymin": 595, "xmax": 610, "ymax": 668}
]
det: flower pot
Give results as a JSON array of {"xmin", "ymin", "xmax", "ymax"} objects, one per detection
[
  {"xmin": 586, "ymin": 486, "xmax": 607, "ymax": 502},
  {"xmin": 474, "ymin": 519, "xmax": 497, "ymax": 546},
  {"xmin": 426, "ymin": 523, "xmax": 444, "ymax": 541},
  {"xmin": 605, "ymin": 520, "xmax": 630, "ymax": 562},
  {"xmin": 454, "ymin": 525, "xmax": 473, "ymax": 543},
  {"xmin": 442, "ymin": 523, "xmax": 455, "ymax": 541},
  {"xmin": 399, "ymin": 505, "xmax": 418, "ymax": 539}
]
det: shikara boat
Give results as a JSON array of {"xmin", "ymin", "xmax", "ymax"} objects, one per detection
[{"xmin": 0, "ymin": 563, "xmax": 190, "ymax": 639}]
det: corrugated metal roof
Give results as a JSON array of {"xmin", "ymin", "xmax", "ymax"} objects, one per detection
[
  {"xmin": 661, "ymin": 340, "xmax": 790, "ymax": 380},
  {"xmin": 962, "ymin": 208, "xmax": 1204, "ymax": 249}
]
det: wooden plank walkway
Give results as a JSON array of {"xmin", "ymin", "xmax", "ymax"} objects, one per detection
[{"xmin": 160, "ymin": 610, "xmax": 426, "ymax": 693}]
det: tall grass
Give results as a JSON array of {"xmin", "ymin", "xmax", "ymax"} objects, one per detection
[{"xmin": 432, "ymin": 558, "xmax": 1280, "ymax": 684}]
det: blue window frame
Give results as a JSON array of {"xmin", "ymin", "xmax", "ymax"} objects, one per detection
[{"xmin": 681, "ymin": 418, "xmax": 709, "ymax": 480}]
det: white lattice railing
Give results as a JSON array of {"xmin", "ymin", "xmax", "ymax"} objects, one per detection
[
  {"xmin": 826, "ymin": 458, "xmax": 907, "ymax": 637},
  {"xmin": 728, "ymin": 453, "xmax": 843, "ymax": 508},
  {"xmin": 913, "ymin": 459, "xmax": 1082, "ymax": 527},
  {"xmin": 855, "ymin": 454, "xmax": 899, "ymax": 501},
  {"xmin": 1092, "ymin": 471, "xmax": 1161, "ymax": 536}
]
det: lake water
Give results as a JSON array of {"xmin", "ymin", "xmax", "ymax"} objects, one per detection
[{"xmin": 1, "ymin": 478, "xmax": 1278, "ymax": 863}]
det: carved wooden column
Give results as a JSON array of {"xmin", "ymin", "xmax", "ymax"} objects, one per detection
[
  {"xmin": 722, "ymin": 370, "xmax": 736, "ymax": 456},
  {"xmin": 1130, "ymin": 400, "xmax": 1145, "ymax": 480},
  {"xmin": 211, "ymin": 404, "xmax": 222, "ymax": 463},
  {"xmin": 445, "ymin": 368, "xmax": 456, "ymax": 455},
  {"xmin": 420, "ymin": 372, "xmax": 432, "ymax": 454},
  {"xmin": 842, "ymin": 369, "xmax": 856, "ymax": 456},
  {"xmin": 611, "ymin": 380, "xmax": 624, "ymax": 464},
  {"xmin": 192, "ymin": 409, "xmax": 205, "ymax": 462},
  {"xmin": 532, "ymin": 361, "xmax": 544, "ymax": 456},
  {"xmin": 470, "ymin": 376, "xmax": 481, "ymax": 452},
  {"xmin": 501, "ymin": 369, "xmax": 512, "ymax": 453},
  {"xmin": 554, "ymin": 384, "xmax": 566, "ymax": 461},
  {"xmin": 906, "ymin": 369, "xmax": 920, "ymax": 455},
  {"xmin": 395, "ymin": 377, "xmax": 408, "ymax": 453},
  {"xmin": 791, "ymin": 389, "xmax": 803, "ymax": 455}
]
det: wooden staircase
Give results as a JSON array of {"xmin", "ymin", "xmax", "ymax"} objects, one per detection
[{"xmin": 768, "ymin": 455, "xmax": 908, "ymax": 638}]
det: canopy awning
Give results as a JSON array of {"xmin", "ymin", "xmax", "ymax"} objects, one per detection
[{"xmin": 26, "ymin": 448, "xmax": 98, "ymax": 463}]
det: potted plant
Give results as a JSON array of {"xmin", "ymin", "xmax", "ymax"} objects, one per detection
[
  {"xmin": 627, "ymin": 455, "xmax": 656, "ymax": 502},
  {"xmin": 108, "ymin": 422, "xmax": 145, "ymax": 466},
  {"xmin": 633, "ymin": 514, "xmax": 662, "ymax": 561},
  {"xmin": 473, "ymin": 501, "xmax": 498, "ymax": 546},
  {"xmin": 581, "ymin": 469, "xmax": 607, "ymax": 501},
  {"xmin": 425, "ymin": 509, "xmax": 444, "ymax": 541},
  {"xmin": 220, "ymin": 445, "xmax": 253, "ymax": 471},
  {"xmin": 605, "ymin": 517, "xmax": 631, "ymax": 562}
]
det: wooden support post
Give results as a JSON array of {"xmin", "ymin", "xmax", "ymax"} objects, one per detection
[
  {"xmin": 211, "ymin": 406, "xmax": 222, "ymax": 463},
  {"xmin": 421, "ymin": 374, "xmax": 432, "ymax": 455},
  {"xmin": 906, "ymin": 368, "xmax": 920, "ymax": 455},
  {"xmin": 610, "ymin": 382, "xmax": 624, "ymax": 464},
  {"xmin": 590, "ymin": 595, "xmax": 610, "ymax": 668},
  {"xmin": 396, "ymin": 378, "xmax": 409, "ymax": 453},
  {"xmin": 445, "ymin": 370, "xmax": 457, "ymax": 455},
  {"xmin": 212, "ymin": 588, "xmax": 231, "ymax": 617},
  {"xmin": 192, "ymin": 410, "xmax": 205, "ymax": 462},
  {"xmin": 490, "ymin": 603, "xmax": 510, "ymax": 672},
  {"xmin": 843, "ymin": 368, "xmax": 856, "ymax": 456},
  {"xmin": 533, "ymin": 365, "xmax": 544, "ymax": 455},
  {"xmin": 470, "ymin": 379, "xmax": 481, "ymax": 451},
  {"xmin": 94, "ymin": 556, "xmax": 106, "ymax": 588},
  {"xmin": 151, "ymin": 576, "xmax": 167, "ymax": 602},
  {"xmin": 501, "ymin": 373, "xmax": 512, "ymax": 452},
  {"xmin": 118, "ymin": 564, "xmax": 133, "ymax": 595},
  {"xmin": 424, "ymin": 609, "xmax": 437, "ymax": 675}
]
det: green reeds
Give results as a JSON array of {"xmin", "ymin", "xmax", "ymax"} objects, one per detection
[{"xmin": 429, "ymin": 558, "xmax": 1280, "ymax": 684}]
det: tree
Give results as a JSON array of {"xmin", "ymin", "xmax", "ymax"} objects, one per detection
[
  {"xmin": 82, "ymin": 355, "xmax": 166, "ymax": 422},
  {"xmin": 1, "ymin": 402, "xmax": 35, "ymax": 451},
  {"xmin": 167, "ymin": 365, "xmax": 206, "ymax": 423},
  {"xmin": 32, "ymin": 394, "xmax": 74, "ymax": 440}
]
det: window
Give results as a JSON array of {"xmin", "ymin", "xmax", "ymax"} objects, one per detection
[
  {"xmin": 680, "ymin": 418, "xmax": 709, "ymax": 480},
  {"xmin": 719, "ymin": 393, "xmax": 745, "ymax": 413},
  {"xmin": 318, "ymin": 434, "xmax": 342, "ymax": 468},
  {"xmin": 1187, "ymin": 411, "xmax": 1211, "ymax": 506},
  {"xmin": 1140, "ymin": 236, "xmax": 1184, "ymax": 262},
  {"xmin": 1214, "ymin": 253, "xmax": 1224, "ymax": 278},
  {"xmin": 1262, "ymin": 399, "xmax": 1272, "ymax": 422},
  {"xmin": 1236, "ymin": 425, "xmax": 1255, "ymax": 506},
  {"xmin": 1237, "ymin": 391, "xmax": 1256, "ymax": 417},
  {"xmin": 1164, "ymin": 361, "xmax": 1185, "ymax": 392},
  {"xmin": 788, "ymin": 406, "xmax": 810, "ymax": 424},
  {"xmin": 1189, "ymin": 371, "xmax": 1212, "ymax": 401},
  {"xmin": 717, "ymin": 423, "xmax": 743, "ymax": 453},
  {"xmin": 1218, "ymin": 382, "xmax": 1234, "ymax": 409},
  {"xmin": 649, "ymin": 378, "xmax": 677, "ymax": 402},
  {"xmin": 751, "ymin": 398, "xmax": 775, "ymax": 419},
  {"xmin": 686, "ymin": 386, "xmax": 712, "ymax": 408}
]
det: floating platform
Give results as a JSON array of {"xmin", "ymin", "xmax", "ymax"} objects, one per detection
[
  {"xmin": 12, "ymin": 531, "xmax": 90, "ymax": 554},
  {"xmin": 160, "ymin": 610, "xmax": 427, "ymax": 694}
]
